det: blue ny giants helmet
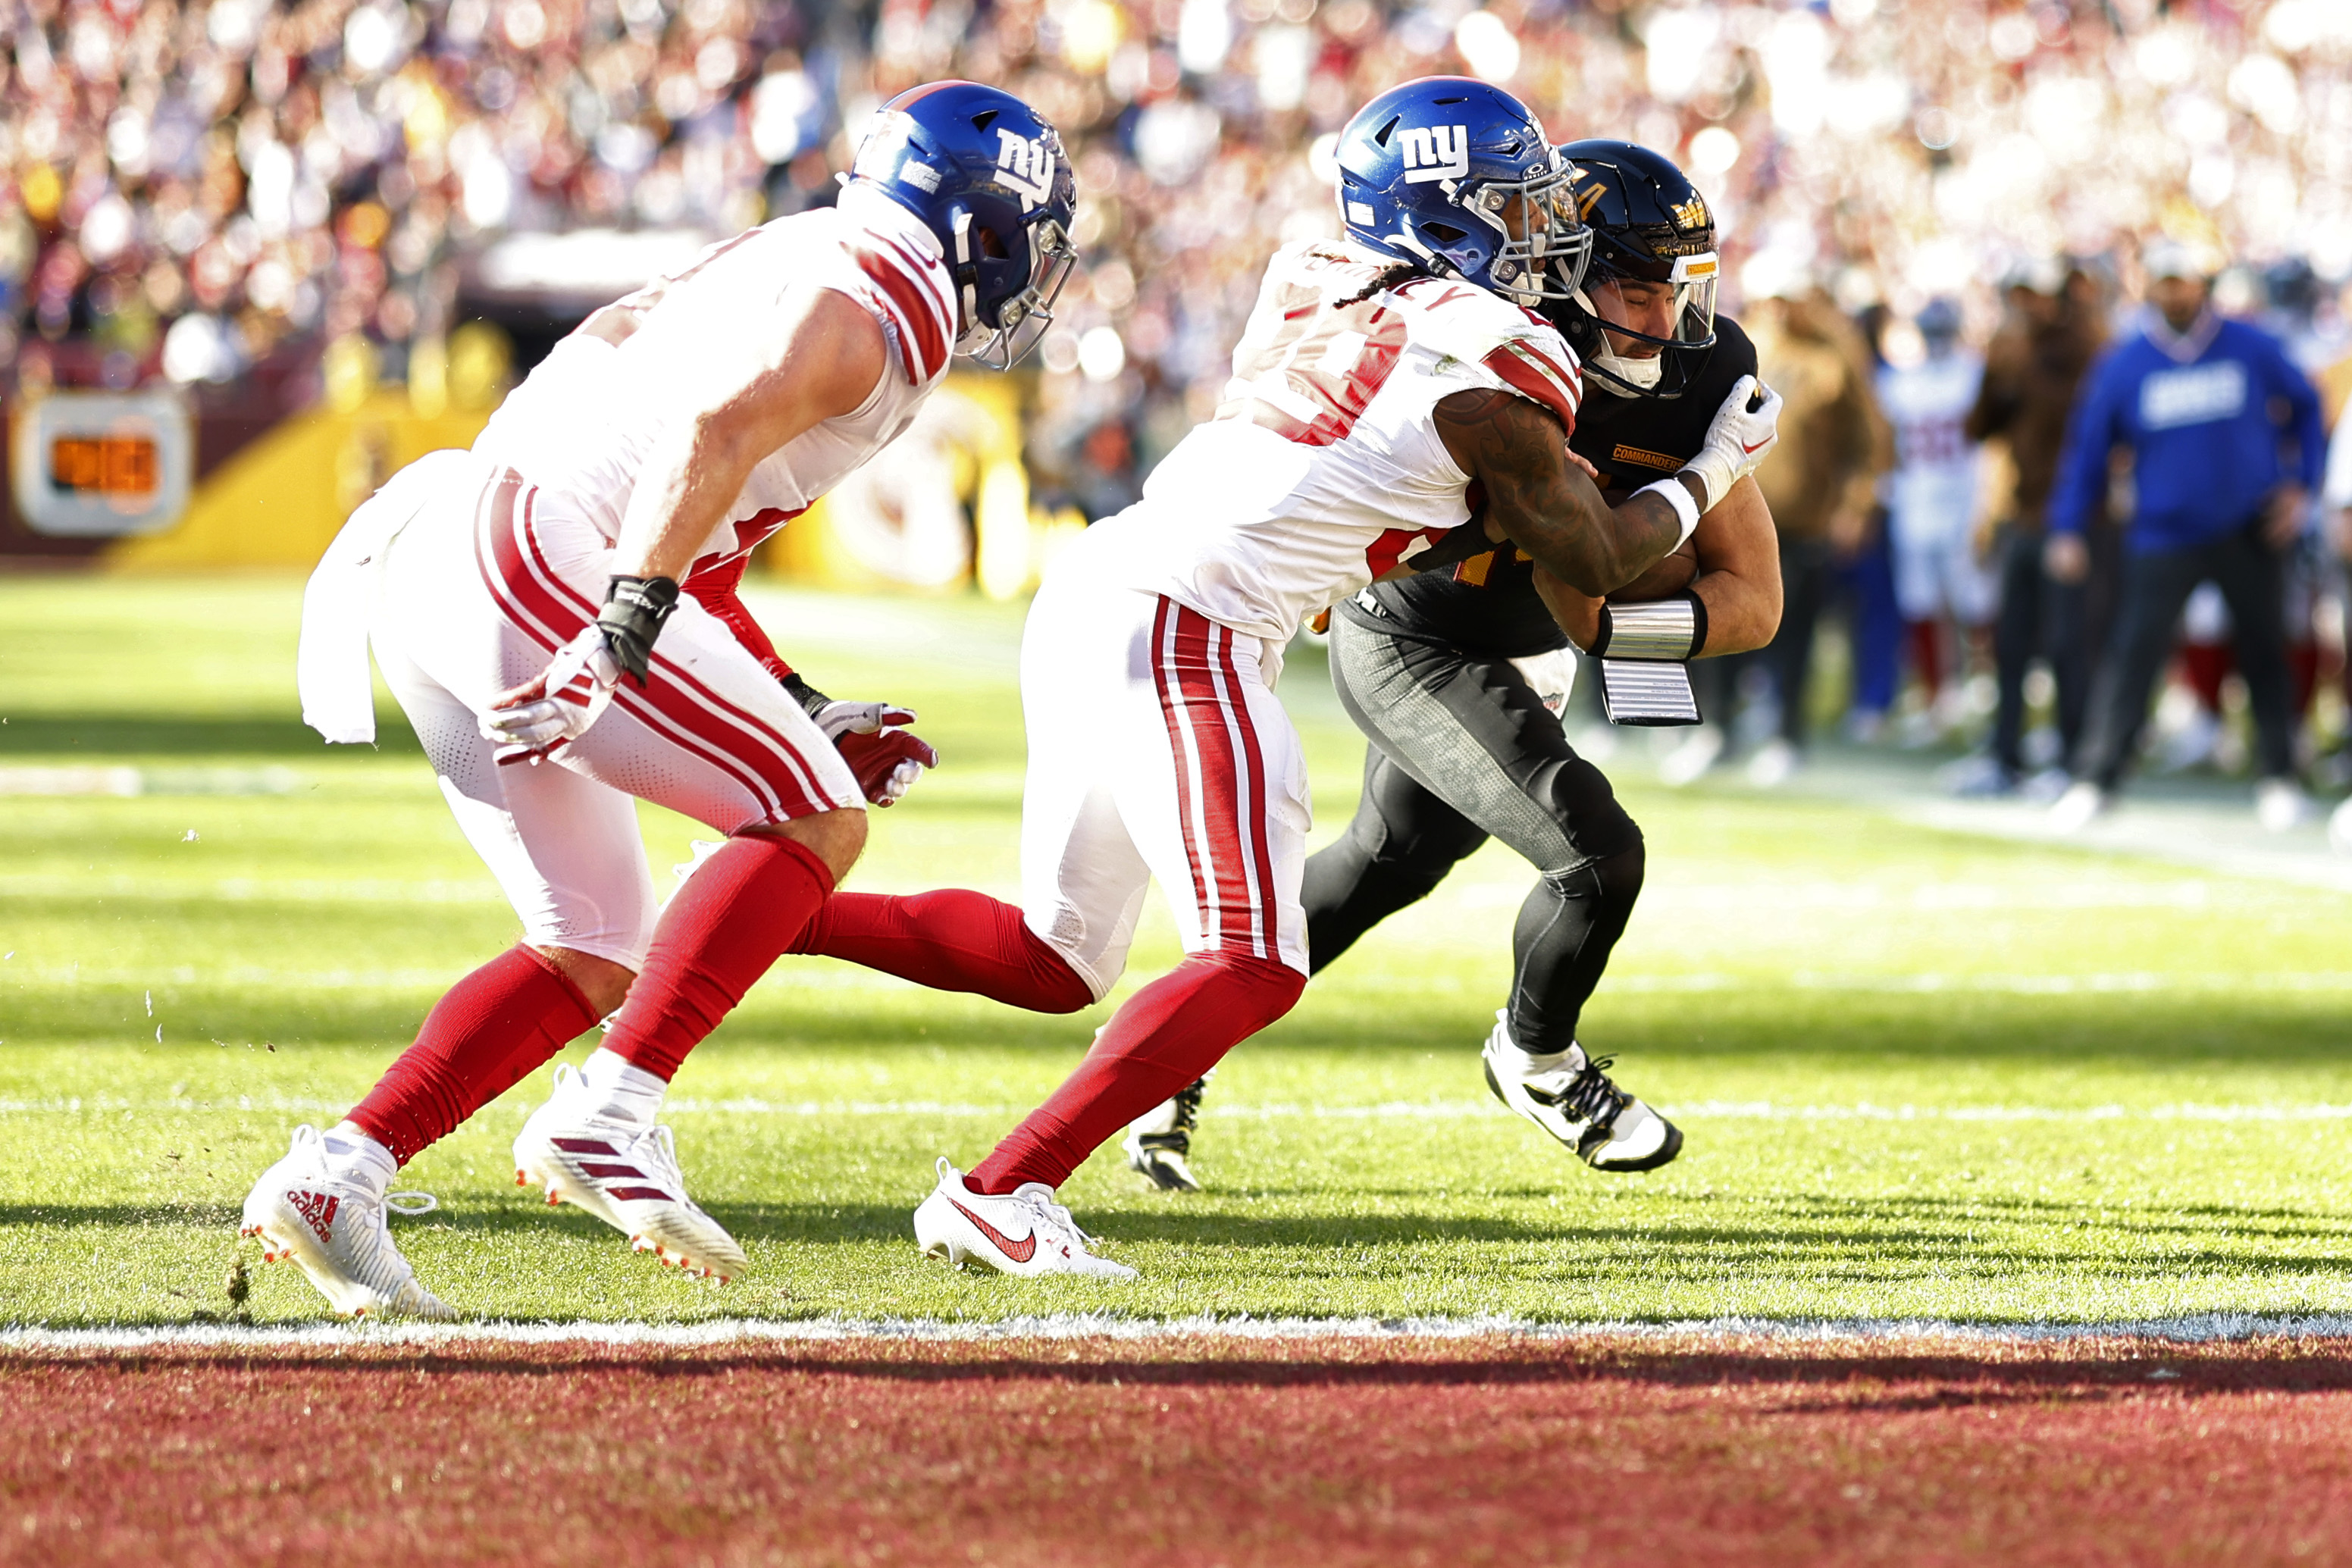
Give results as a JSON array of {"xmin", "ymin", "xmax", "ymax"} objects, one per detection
[
  {"xmin": 1334, "ymin": 78, "xmax": 1590, "ymax": 311},
  {"xmin": 849, "ymin": 82, "xmax": 1079, "ymax": 370}
]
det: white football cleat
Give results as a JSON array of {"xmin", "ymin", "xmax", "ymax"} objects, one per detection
[
  {"xmin": 239, "ymin": 1125, "xmax": 453, "ymax": 1319},
  {"xmin": 512, "ymin": 1064, "xmax": 747, "ymax": 1282},
  {"xmin": 2049, "ymin": 778, "xmax": 2109, "ymax": 832},
  {"xmin": 2254, "ymin": 778, "xmax": 2314, "ymax": 833},
  {"xmin": 1743, "ymin": 737, "xmax": 1799, "ymax": 788},
  {"xmin": 913, "ymin": 1159, "xmax": 1138, "ymax": 1278},
  {"xmin": 1480, "ymin": 1012, "xmax": 1682, "ymax": 1173}
]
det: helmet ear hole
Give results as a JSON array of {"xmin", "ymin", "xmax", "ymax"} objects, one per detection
[
  {"xmin": 975, "ymin": 227, "xmax": 1010, "ymax": 260},
  {"xmin": 1423, "ymin": 222, "xmax": 1467, "ymax": 245}
]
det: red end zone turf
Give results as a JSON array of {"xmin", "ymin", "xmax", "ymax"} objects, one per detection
[{"xmin": 5, "ymin": 1333, "xmax": 2350, "ymax": 1567}]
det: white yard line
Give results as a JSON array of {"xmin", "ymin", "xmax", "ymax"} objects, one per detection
[
  {"xmin": 15, "ymin": 962, "xmax": 2352, "ymax": 994},
  {"xmin": 6, "ymin": 1311, "xmax": 2352, "ymax": 1352},
  {"xmin": 11, "ymin": 1094, "xmax": 2352, "ymax": 1124}
]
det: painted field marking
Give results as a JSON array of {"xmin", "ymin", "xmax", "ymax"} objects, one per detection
[
  {"xmin": 11, "ymin": 1095, "xmax": 2352, "ymax": 1125},
  {"xmin": 14, "ymin": 964, "xmax": 2352, "ymax": 995},
  {"xmin": 8, "ymin": 1310, "xmax": 2352, "ymax": 1353}
]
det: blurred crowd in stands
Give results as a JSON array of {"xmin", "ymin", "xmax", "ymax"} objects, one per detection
[{"xmin": 8, "ymin": 0, "xmax": 2352, "ymax": 827}]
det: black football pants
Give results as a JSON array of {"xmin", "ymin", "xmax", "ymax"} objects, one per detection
[{"xmin": 1306, "ymin": 612, "xmax": 1644, "ymax": 1056}]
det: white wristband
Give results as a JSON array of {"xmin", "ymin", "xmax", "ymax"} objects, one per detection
[{"xmin": 1636, "ymin": 476, "xmax": 1702, "ymax": 549}]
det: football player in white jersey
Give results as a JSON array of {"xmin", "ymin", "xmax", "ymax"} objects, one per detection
[
  {"xmin": 786, "ymin": 79, "xmax": 1783, "ymax": 1277},
  {"xmin": 240, "ymin": 82, "xmax": 1078, "ymax": 1317},
  {"xmin": 1878, "ymin": 296, "xmax": 1995, "ymax": 741}
]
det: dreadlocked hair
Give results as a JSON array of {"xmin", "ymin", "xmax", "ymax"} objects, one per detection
[{"xmin": 1317, "ymin": 248, "xmax": 1423, "ymax": 311}]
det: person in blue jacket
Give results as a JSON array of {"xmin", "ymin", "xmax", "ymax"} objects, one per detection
[{"xmin": 2046, "ymin": 239, "xmax": 2324, "ymax": 830}]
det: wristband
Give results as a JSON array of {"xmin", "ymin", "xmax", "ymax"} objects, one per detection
[
  {"xmin": 778, "ymin": 671, "xmax": 834, "ymax": 720},
  {"xmin": 1635, "ymin": 476, "xmax": 1702, "ymax": 548},
  {"xmin": 1591, "ymin": 591, "xmax": 1704, "ymax": 662},
  {"xmin": 597, "ymin": 575, "xmax": 680, "ymax": 684}
]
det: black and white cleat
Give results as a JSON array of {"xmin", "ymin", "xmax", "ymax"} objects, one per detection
[
  {"xmin": 1479, "ymin": 1010, "xmax": 1683, "ymax": 1172},
  {"xmin": 1122, "ymin": 1073, "xmax": 1211, "ymax": 1192}
]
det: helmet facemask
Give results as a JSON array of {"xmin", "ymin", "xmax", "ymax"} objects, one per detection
[
  {"xmin": 1562, "ymin": 251, "xmax": 1720, "ymax": 399},
  {"xmin": 1469, "ymin": 156, "xmax": 1594, "ymax": 310},
  {"xmin": 954, "ymin": 207, "xmax": 1078, "ymax": 371}
]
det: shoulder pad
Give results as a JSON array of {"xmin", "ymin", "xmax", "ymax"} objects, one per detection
[{"xmin": 1392, "ymin": 280, "xmax": 1583, "ymax": 427}]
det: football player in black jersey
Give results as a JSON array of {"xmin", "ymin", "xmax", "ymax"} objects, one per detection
[{"xmin": 1125, "ymin": 142, "xmax": 1786, "ymax": 1191}]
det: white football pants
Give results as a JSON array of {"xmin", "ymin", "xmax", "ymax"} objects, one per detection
[
  {"xmin": 1016, "ymin": 548, "xmax": 1312, "ymax": 1000},
  {"xmin": 370, "ymin": 461, "xmax": 860, "ymax": 969}
]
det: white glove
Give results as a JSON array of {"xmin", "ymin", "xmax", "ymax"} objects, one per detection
[
  {"xmin": 1679, "ymin": 374, "xmax": 1784, "ymax": 512},
  {"xmin": 480, "ymin": 627, "xmax": 623, "ymax": 764},
  {"xmin": 809, "ymin": 698, "xmax": 910, "ymax": 741},
  {"xmin": 810, "ymin": 698, "xmax": 938, "ymax": 806}
]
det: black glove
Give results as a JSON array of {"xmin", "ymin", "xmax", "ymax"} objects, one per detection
[{"xmin": 597, "ymin": 575, "xmax": 681, "ymax": 684}]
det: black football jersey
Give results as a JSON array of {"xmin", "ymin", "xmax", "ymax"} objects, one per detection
[{"xmin": 1345, "ymin": 314, "xmax": 1759, "ymax": 658}]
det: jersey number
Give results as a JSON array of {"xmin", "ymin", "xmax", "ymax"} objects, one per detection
[{"xmin": 1214, "ymin": 283, "xmax": 1408, "ymax": 449}]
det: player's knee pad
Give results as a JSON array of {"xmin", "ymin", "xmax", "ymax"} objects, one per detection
[
  {"xmin": 1537, "ymin": 840, "xmax": 1643, "ymax": 924},
  {"xmin": 1586, "ymin": 840, "xmax": 1646, "ymax": 921},
  {"xmin": 1533, "ymin": 757, "xmax": 1643, "ymax": 878}
]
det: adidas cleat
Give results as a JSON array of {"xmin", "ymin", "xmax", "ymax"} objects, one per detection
[
  {"xmin": 239, "ymin": 1125, "xmax": 453, "ymax": 1319},
  {"xmin": 913, "ymin": 1158, "xmax": 1138, "ymax": 1279},
  {"xmin": 1123, "ymin": 1072, "xmax": 1211, "ymax": 1192},
  {"xmin": 1479, "ymin": 1010, "xmax": 1682, "ymax": 1172},
  {"xmin": 512, "ymin": 1064, "xmax": 747, "ymax": 1282}
]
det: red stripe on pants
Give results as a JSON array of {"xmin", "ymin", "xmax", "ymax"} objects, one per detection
[
  {"xmin": 471, "ymin": 473, "xmax": 835, "ymax": 821},
  {"xmin": 1150, "ymin": 599, "xmax": 1279, "ymax": 960}
]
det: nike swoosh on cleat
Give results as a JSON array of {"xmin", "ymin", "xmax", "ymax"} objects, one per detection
[{"xmin": 947, "ymin": 1197, "xmax": 1037, "ymax": 1264}]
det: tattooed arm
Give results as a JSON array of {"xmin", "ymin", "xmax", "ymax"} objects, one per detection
[{"xmin": 1432, "ymin": 389, "xmax": 1700, "ymax": 597}]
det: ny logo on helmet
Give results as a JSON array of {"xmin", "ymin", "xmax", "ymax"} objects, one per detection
[
  {"xmin": 1400, "ymin": 124, "xmax": 1470, "ymax": 184},
  {"xmin": 995, "ymin": 128, "xmax": 1057, "ymax": 208}
]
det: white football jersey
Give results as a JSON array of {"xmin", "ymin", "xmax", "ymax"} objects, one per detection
[
  {"xmin": 1878, "ymin": 352, "xmax": 1984, "ymax": 539},
  {"xmin": 1088, "ymin": 241, "xmax": 1583, "ymax": 643},
  {"xmin": 473, "ymin": 187, "xmax": 959, "ymax": 578}
]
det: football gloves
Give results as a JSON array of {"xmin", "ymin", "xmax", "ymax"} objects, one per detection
[
  {"xmin": 482, "ymin": 575, "xmax": 678, "ymax": 765},
  {"xmin": 1677, "ymin": 374, "xmax": 1783, "ymax": 513},
  {"xmin": 781, "ymin": 673, "xmax": 938, "ymax": 807}
]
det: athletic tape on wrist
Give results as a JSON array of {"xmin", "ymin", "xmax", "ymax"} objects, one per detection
[
  {"xmin": 779, "ymin": 671, "xmax": 833, "ymax": 720},
  {"xmin": 1636, "ymin": 476, "xmax": 1702, "ymax": 548},
  {"xmin": 599, "ymin": 574, "xmax": 681, "ymax": 683},
  {"xmin": 1593, "ymin": 592, "xmax": 1703, "ymax": 662}
]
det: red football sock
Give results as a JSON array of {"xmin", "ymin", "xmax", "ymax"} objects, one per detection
[
  {"xmin": 968, "ymin": 953, "xmax": 1304, "ymax": 1194},
  {"xmin": 348, "ymin": 945, "xmax": 601, "ymax": 1165},
  {"xmin": 601, "ymin": 834, "xmax": 835, "ymax": 1081},
  {"xmin": 1906, "ymin": 618, "xmax": 1943, "ymax": 701},
  {"xmin": 2180, "ymin": 640, "xmax": 2232, "ymax": 713},
  {"xmin": 792, "ymin": 889, "xmax": 1094, "ymax": 1013},
  {"xmin": 2288, "ymin": 637, "xmax": 2320, "ymax": 718}
]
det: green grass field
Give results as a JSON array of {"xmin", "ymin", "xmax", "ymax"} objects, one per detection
[{"xmin": 4, "ymin": 576, "xmax": 2350, "ymax": 1327}]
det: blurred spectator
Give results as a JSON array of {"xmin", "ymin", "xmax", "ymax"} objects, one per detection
[
  {"xmin": 2328, "ymin": 395, "xmax": 2352, "ymax": 849},
  {"xmin": 1737, "ymin": 277, "xmax": 1893, "ymax": 786},
  {"xmin": 1963, "ymin": 259, "xmax": 2106, "ymax": 795},
  {"xmin": 1877, "ymin": 295, "xmax": 1994, "ymax": 747},
  {"xmin": 1828, "ymin": 296, "xmax": 1906, "ymax": 749},
  {"xmin": 10, "ymin": 0, "xmax": 2352, "ymax": 489},
  {"xmin": 2050, "ymin": 240, "xmax": 2326, "ymax": 832}
]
